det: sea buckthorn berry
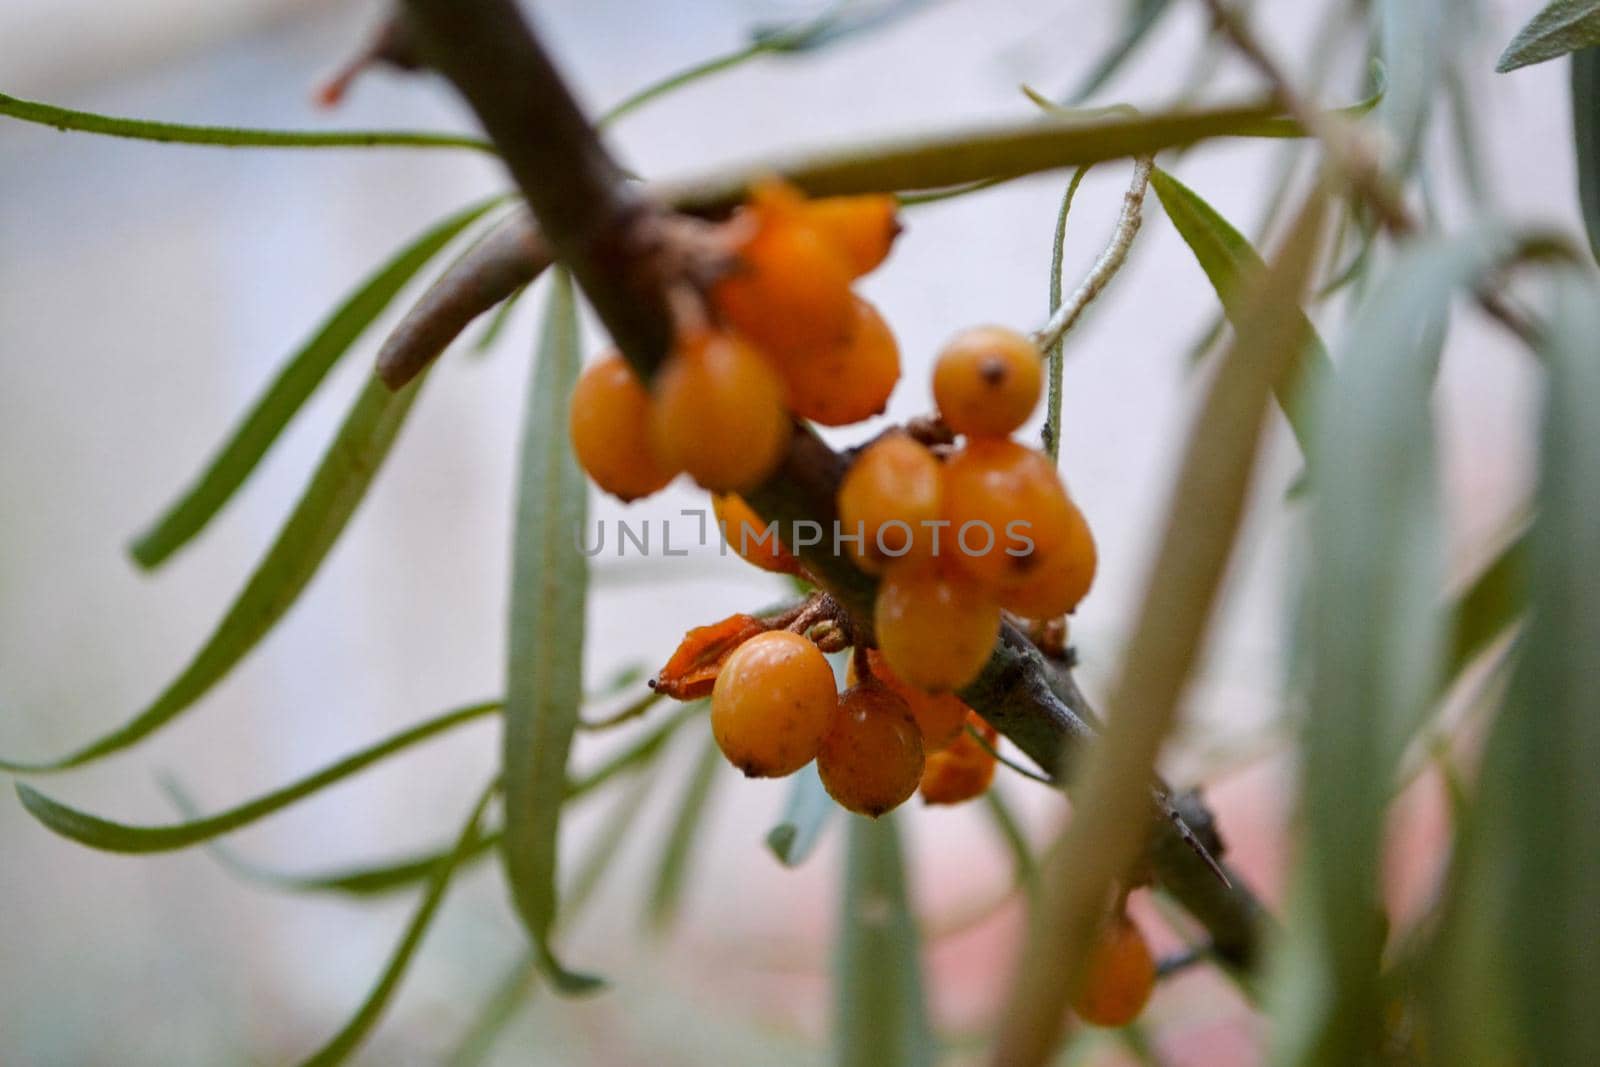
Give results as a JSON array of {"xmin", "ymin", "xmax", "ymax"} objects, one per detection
[
  {"xmin": 650, "ymin": 330, "xmax": 791, "ymax": 493},
  {"xmin": 837, "ymin": 432, "xmax": 941, "ymax": 572},
  {"xmin": 919, "ymin": 713, "xmax": 997, "ymax": 805},
  {"xmin": 862, "ymin": 649, "xmax": 968, "ymax": 751},
  {"xmin": 997, "ymin": 496, "xmax": 1096, "ymax": 619},
  {"xmin": 568, "ymin": 352, "xmax": 677, "ymax": 501},
  {"xmin": 942, "ymin": 438, "xmax": 1076, "ymax": 587},
  {"xmin": 710, "ymin": 631, "xmax": 837, "ymax": 778},
  {"xmin": 1072, "ymin": 914, "xmax": 1156, "ymax": 1028},
  {"xmin": 780, "ymin": 297, "xmax": 900, "ymax": 426},
  {"xmin": 802, "ymin": 194, "xmax": 902, "ymax": 277},
  {"xmin": 932, "ymin": 326, "xmax": 1044, "ymax": 438},
  {"xmin": 817, "ymin": 682, "xmax": 925, "ymax": 817},
  {"xmin": 714, "ymin": 494, "xmax": 799, "ymax": 575},
  {"xmin": 874, "ymin": 562, "xmax": 1001, "ymax": 693},
  {"xmin": 711, "ymin": 182, "xmax": 855, "ymax": 358}
]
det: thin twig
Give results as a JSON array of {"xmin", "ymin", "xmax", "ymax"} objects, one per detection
[{"xmin": 1032, "ymin": 155, "xmax": 1154, "ymax": 355}]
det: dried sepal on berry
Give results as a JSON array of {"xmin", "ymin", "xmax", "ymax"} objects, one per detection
[{"xmin": 651, "ymin": 613, "xmax": 770, "ymax": 701}]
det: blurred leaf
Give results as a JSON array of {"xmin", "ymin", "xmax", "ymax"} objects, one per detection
[
  {"xmin": 297, "ymin": 779, "xmax": 498, "ymax": 1067},
  {"xmin": 472, "ymin": 284, "xmax": 530, "ymax": 354},
  {"xmin": 0, "ymin": 89, "xmax": 493, "ymax": 151},
  {"xmin": 188, "ymin": 702, "xmax": 699, "ymax": 897},
  {"xmin": 982, "ymin": 787, "xmax": 1037, "ymax": 891},
  {"xmin": 1378, "ymin": 0, "xmax": 1450, "ymax": 172},
  {"xmin": 767, "ymin": 762, "xmax": 837, "ymax": 867},
  {"xmin": 751, "ymin": 0, "xmax": 936, "ymax": 54},
  {"xmin": 0, "ymin": 372, "xmax": 427, "ymax": 773},
  {"xmin": 15, "ymin": 701, "xmax": 498, "ymax": 853},
  {"xmin": 834, "ymin": 815, "xmax": 936, "ymax": 1067},
  {"xmin": 646, "ymin": 731, "xmax": 724, "ymax": 932},
  {"xmin": 500, "ymin": 271, "xmax": 602, "ymax": 996},
  {"xmin": 1150, "ymin": 166, "xmax": 1330, "ymax": 455},
  {"xmin": 449, "ymin": 954, "xmax": 537, "ymax": 1067},
  {"xmin": 1446, "ymin": 530, "xmax": 1528, "ymax": 680},
  {"xmin": 130, "ymin": 198, "xmax": 503, "ymax": 568},
  {"xmin": 1496, "ymin": 0, "xmax": 1600, "ymax": 71},
  {"xmin": 1001, "ymin": 191, "xmax": 1328, "ymax": 1064},
  {"xmin": 1221, "ymin": 70, "xmax": 1388, "ymax": 138},
  {"xmin": 1063, "ymin": 0, "xmax": 1174, "ymax": 105},
  {"xmin": 1477, "ymin": 275, "xmax": 1600, "ymax": 1064},
  {"xmin": 1572, "ymin": 48, "xmax": 1600, "ymax": 263},
  {"xmin": 1280, "ymin": 229, "xmax": 1540, "ymax": 1066}
]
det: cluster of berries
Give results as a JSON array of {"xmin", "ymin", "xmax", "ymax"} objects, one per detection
[
  {"xmin": 707, "ymin": 631, "xmax": 996, "ymax": 816},
  {"xmin": 568, "ymin": 180, "xmax": 900, "ymax": 502}
]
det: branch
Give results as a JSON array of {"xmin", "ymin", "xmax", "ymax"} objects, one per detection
[{"xmin": 397, "ymin": 0, "xmax": 1268, "ymax": 979}]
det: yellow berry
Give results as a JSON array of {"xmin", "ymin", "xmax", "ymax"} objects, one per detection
[
  {"xmin": 919, "ymin": 713, "xmax": 997, "ymax": 805},
  {"xmin": 802, "ymin": 194, "xmax": 902, "ymax": 277},
  {"xmin": 860, "ymin": 649, "xmax": 969, "ymax": 752},
  {"xmin": 779, "ymin": 297, "xmax": 900, "ymax": 427},
  {"xmin": 874, "ymin": 562, "xmax": 1000, "ymax": 693},
  {"xmin": 997, "ymin": 498, "xmax": 1096, "ymax": 618},
  {"xmin": 932, "ymin": 326, "xmax": 1044, "ymax": 438},
  {"xmin": 836, "ymin": 432, "xmax": 941, "ymax": 572},
  {"xmin": 650, "ymin": 329, "xmax": 791, "ymax": 493},
  {"xmin": 713, "ymin": 493, "xmax": 800, "ymax": 575},
  {"xmin": 817, "ymin": 682, "xmax": 924, "ymax": 817},
  {"xmin": 710, "ymin": 631, "xmax": 836, "ymax": 777},
  {"xmin": 712, "ymin": 182, "xmax": 856, "ymax": 358},
  {"xmin": 941, "ymin": 438, "xmax": 1075, "ymax": 587},
  {"xmin": 1072, "ymin": 915, "xmax": 1156, "ymax": 1028},
  {"xmin": 568, "ymin": 353, "xmax": 677, "ymax": 501}
]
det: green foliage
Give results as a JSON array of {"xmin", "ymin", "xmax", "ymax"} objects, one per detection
[
  {"xmin": 766, "ymin": 761, "xmax": 837, "ymax": 866},
  {"xmin": 130, "ymin": 197, "xmax": 504, "ymax": 567},
  {"xmin": 834, "ymin": 815, "xmax": 937, "ymax": 1067},
  {"xmin": 645, "ymin": 731, "xmax": 724, "ymax": 932},
  {"xmin": 0, "ymin": 89, "xmax": 493, "ymax": 151},
  {"xmin": 1571, "ymin": 48, "xmax": 1600, "ymax": 262},
  {"xmin": 0, "ymin": 372, "xmax": 427, "ymax": 773},
  {"xmin": 499, "ymin": 271, "xmax": 602, "ymax": 995},
  {"xmin": 1497, "ymin": 0, "xmax": 1600, "ymax": 71}
]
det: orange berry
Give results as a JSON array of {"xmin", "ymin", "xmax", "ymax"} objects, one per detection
[
  {"xmin": 568, "ymin": 353, "xmax": 677, "ymax": 501},
  {"xmin": 779, "ymin": 297, "xmax": 900, "ymax": 426},
  {"xmin": 919, "ymin": 713, "xmax": 997, "ymax": 805},
  {"xmin": 836, "ymin": 432, "xmax": 941, "ymax": 572},
  {"xmin": 862, "ymin": 649, "xmax": 968, "ymax": 751},
  {"xmin": 941, "ymin": 438, "xmax": 1075, "ymax": 587},
  {"xmin": 997, "ymin": 498, "xmax": 1096, "ymax": 618},
  {"xmin": 710, "ymin": 631, "xmax": 836, "ymax": 777},
  {"xmin": 713, "ymin": 494, "xmax": 800, "ymax": 575},
  {"xmin": 1072, "ymin": 915, "xmax": 1156, "ymax": 1028},
  {"xmin": 711, "ymin": 183, "xmax": 855, "ymax": 358},
  {"xmin": 817, "ymin": 682, "xmax": 924, "ymax": 817},
  {"xmin": 874, "ymin": 562, "xmax": 1000, "ymax": 693},
  {"xmin": 650, "ymin": 330, "xmax": 791, "ymax": 493},
  {"xmin": 802, "ymin": 194, "xmax": 901, "ymax": 277},
  {"xmin": 932, "ymin": 326, "xmax": 1044, "ymax": 438}
]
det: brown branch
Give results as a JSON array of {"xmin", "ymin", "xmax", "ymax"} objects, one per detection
[{"xmin": 397, "ymin": 0, "xmax": 1268, "ymax": 979}]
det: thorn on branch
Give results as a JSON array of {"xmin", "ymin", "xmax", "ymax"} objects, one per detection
[{"xmin": 316, "ymin": 12, "xmax": 424, "ymax": 109}]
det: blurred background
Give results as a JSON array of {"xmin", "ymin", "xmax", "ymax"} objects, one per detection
[{"xmin": 0, "ymin": 0, "xmax": 1572, "ymax": 1063}]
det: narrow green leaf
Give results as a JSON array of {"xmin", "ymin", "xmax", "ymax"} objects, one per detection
[
  {"xmin": 834, "ymin": 815, "xmax": 936, "ymax": 1067},
  {"xmin": 766, "ymin": 762, "xmax": 836, "ymax": 867},
  {"xmin": 646, "ymin": 730, "xmax": 724, "ymax": 932},
  {"xmin": 1496, "ymin": 0, "xmax": 1600, "ymax": 71},
  {"xmin": 131, "ymin": 198, "xmax": 503, "ymax": 568},
  {"xmin": 1149, "ymin": 167, "xmax": 1330, "ymax": 455},
  {"xmin": 1378, "ymin": 0, "xmax": 1449, "ymax": 172},
  {"xmin": 982, "ymin": 787, "xmax": 1037, "ymax": 891},
  {"xmin": 471, "ymin": 284, "xmax": 529, "ymax": 354},
  {"xmin": 1571, "ymin": 48, "xmax": 1600, "ymax": 263},
  {"xmin": 297, "ymin": 779, "xmax": 498, "ymax": 1067},
  {"xmin": 185, "ymin": 703, "xmax": 698, "ymax": 898},
  {"xmin": 16, "ymin": 701, "xmax": 498, "ymax": 853},
  {"xmin": 1446, "ymin": 530, "xmax": 1528, "ymax": 680},
  {"xmin": 500, "ymin": 271, "xmax": 601, "ymax": 996},
  {"xmin": 1477, "ymin": 274, "xmax": 1600, "ymax": 1064},
  {"xmin": 0, "ymin": 372, "xmax": 427, "ymax": 773},
  {"xmin": 1279, "ymin": 230, "xmax": 1537, "ymax": 1066},
  {"xmin": 0, "ymin": 90, "xmax": 493, "ymax": 151}
]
